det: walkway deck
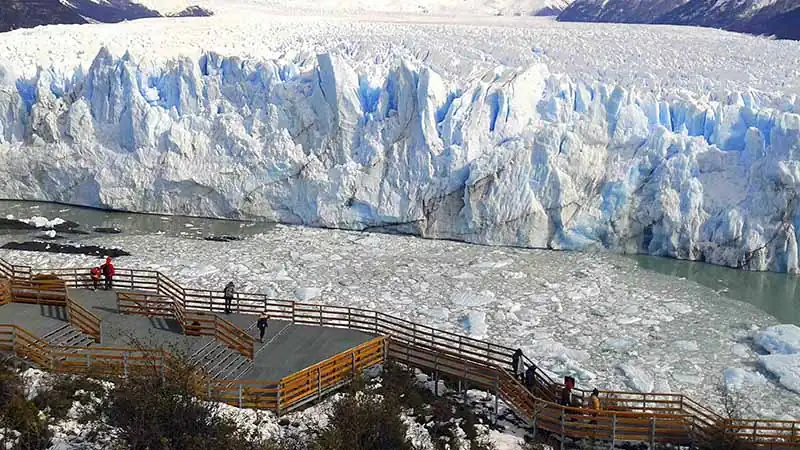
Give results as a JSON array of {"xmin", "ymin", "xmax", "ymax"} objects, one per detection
[
  {"xmin": 2, "ymin": 257, "xmax": 799, "ymax": 448},
  {"xmin": 4, "ymin": 288, "xmax": 376, "ymax": 381}
]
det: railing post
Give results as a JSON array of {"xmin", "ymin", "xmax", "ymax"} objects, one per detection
[
  {"xmin": 611, "ymin": 413, "xmax": 616, "ymax": 450},
  {"xmin": 238, "ymin": 384, "xmax": 243, "ymax": 408},
  {"xmin": 86, "ymin": 353, "xmax": 91, "ymax": 371},
  {"xmin": 493, "ymin": 372, "xmax": 499, "ymax": 425},
  {"xmin": 650, "ymin": 416, "xmax": 656, "ymax": 449},
  {"xmin": 351, "ymin": 352, "xmax": 356, "ymax": 376},
  {"xmin": 560, "ymin": 406, "xmax": 566, "ymax": 450},
  {"xmin": 123, "ymin": 352, "xmax": 129, "ymax": 377},
  {"xmin": 791, "ymin": 422, "xmax": 796, "ymax": 443},
  {"xmin": 317, "ymin": 366, "xmax": 322, "ymax": 402},
  {"xmin": 752, "ymin": 420, "xmax": 757, "ymax": 442},
  {"xmin": 276, "ymin": 384, "xmax": 282, "ymax": 416}
]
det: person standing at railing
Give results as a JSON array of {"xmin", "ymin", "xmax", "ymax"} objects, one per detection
[
  {"xmin": 512, "ymin": 348, "xmax": 525, "ymax": 382},
  {"xmin": 223, "ymin": 281, "xmax": 235, "ymax": 314},
  {"xmin": 257, "ymin": 312, "xmax": 269, "ymax": 343},
  {"xmin": 101, "ymin": 257, "xmax": 115, "ymax": 290},
  {"xmin": 90, "ymin": 266, "xmax": 101, "ymax": 291}
]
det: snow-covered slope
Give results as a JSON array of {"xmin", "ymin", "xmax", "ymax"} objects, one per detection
[
  {"xmin": 0, "ymin": 0, "xmax": 161, "ymax": 33},
  {"xmin": 188, "ymin": 0, "xmax": 572, "ymax": 16},
  {"xmin": 558, "ymin": 0, "xmax": 800, "ymax": 40},
  {"xmin": 0, "ymin": 13, "xmax": 799, "ymax": 273}
]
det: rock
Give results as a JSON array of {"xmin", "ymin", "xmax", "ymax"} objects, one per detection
[
  {"xmin": 93, "ymin": 227, "xmax": 122, "ymax": 234},
  {"xmin": 204, "ymin": 234, "xmax": 242, "ymax": 242},
  {"xmin": 1, "ymin": 241, "xmax": 130, "ymax": 257}
]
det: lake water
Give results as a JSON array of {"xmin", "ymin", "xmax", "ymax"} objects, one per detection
[{"xmin": 2, "ymin": 199, "xmax": 798, "ymax": 325}]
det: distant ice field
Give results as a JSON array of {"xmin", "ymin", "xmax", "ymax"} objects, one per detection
[{"xmin": 1, "ymin": 11, "xmax": 798, "ymax": 96}]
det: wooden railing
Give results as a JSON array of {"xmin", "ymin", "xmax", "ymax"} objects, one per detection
[
  {"xmin": 3, "ymin": 258, "xmax": 800, "ymax": 446},
  {"xmin": 10, "ymin": 277, "xmax": 68, "ymax": 306},
  {"xmin": 0, "ymin": 259, "xmax": 12, "ymax": 278},
  {"xmin": 0, "ymin": 278, "xmax": 10, "ymax": 306},
  {"xmin": 0, "ymin": 323, "xmax": 383, "ymax": 416},
  {"xmin": 66, "ymin": 294, "xmax": 101, "ymax": 342},
  {"xmin": 117, "ymin": 292, "xmax": 255, "ymax": 360}
]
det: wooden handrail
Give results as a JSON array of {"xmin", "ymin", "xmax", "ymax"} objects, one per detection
[
  {"xmin": 4, "ymin": 257, "xmax": 800, "ymax": 447},
  {"xmin": 66, "ymin": 292, "xmax": 102, "ymax": 342}
]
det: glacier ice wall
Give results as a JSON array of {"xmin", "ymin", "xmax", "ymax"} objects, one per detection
[{"xmin": 1, "ymin": 49, "xmax": 799, "ymax": 272}]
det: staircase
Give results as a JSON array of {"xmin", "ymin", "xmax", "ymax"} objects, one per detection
[
  {"xmin": 190, "ymin": 340, "xmax": 253, "ymax": 380},
  {"xmin": 42, "ymin": 323, "xmax": 95, "ymax": 348}
]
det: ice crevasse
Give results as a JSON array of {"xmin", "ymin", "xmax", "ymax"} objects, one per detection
[{"xmin": 0, "ymin": 49, "xmax": 799, "ymax": 272}]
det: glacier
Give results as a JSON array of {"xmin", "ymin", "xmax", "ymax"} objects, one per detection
[{"xmin": 0, "ymin": 48, "xmax": 799, "ymax": 272}]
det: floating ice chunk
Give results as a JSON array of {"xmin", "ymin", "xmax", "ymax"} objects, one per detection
[
  {"xmin": 425, "ymin": 307, "xmax": 449, "ymax": 321},
  {"xmin": 723, "ymin": 367, "xmax": 767, "ymax": 391},
  {"xmin": 616, "ymin": 363, "xmax": 654, "ymax": 392},
  {"xmin": 471, "ymin": 259, "xmax": 513, "ymax": 269},
  {"xmin": 5, "ymin": 214, "xmax": 13, "ymax": 220},
  {"xmin": 757, "ymin": 354, "xmax": 800, "ymax": 394},
  {"xmin": 617, "ymin": 316, "xmax": 641, "ymax": 325},
  {"xmin": 732, "ymin": 343, "xmax": 751, "ymax": 358},
  {"xmin": 602, "ymin": 337, "xmax": 635, "ymax": 352},
  {"xmin": 673, "ymin": 340, "xmax": 699, "ymax": 352},
  {"xmin": 43, "ymin": 230, "xmax": 56, "ymax": 238},
  {"xmin": 452, "ymin": 272, "xmax": 478, "ymax": 280},
  {"xmin": 464, "ymin": 311, "xmax": 487, "ymax": 339},
  {"xmin": 672, "ymin": 372, "xmax": 703, "ymax": 385},
  {"xmin": 451, "ymin": 291, "xmax": 496, "ymax": 307},
  {"xmin": 664, "ymin": 303, "xmax": 692, "ymax": 314},
  {"xmin": 755, "ymin": 324, "xmax": 800, "ymax": 355},
  {"xmin": 295, "ymin": 287, "xmax": 322, "ymax": 301},
  {"xmin": 22, "ymin": 216, "xmax": 66, "ymax": 228}
]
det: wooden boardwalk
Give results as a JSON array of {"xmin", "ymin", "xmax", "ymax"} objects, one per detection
[{"xmin": 1, "ymin": 257, "xmax": 800, "ymax": 448}]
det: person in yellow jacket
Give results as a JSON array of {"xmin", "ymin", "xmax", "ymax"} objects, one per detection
[{"xmin": 589, "ymin": 388, "xmax": 601, "ymax": 410}]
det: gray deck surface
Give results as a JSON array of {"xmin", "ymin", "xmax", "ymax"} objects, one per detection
[{"xmin": 1, "ymin": 288, "xmax": 377, "ymax": 381}]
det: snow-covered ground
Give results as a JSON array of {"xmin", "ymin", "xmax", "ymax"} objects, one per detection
[
  {"xmin": 136, "ymin": 0, "xmax": 571, "ymax": 16},
  {"xmin": 2, "ymin": 225, "xmax": 799, "ymax": 420},
  {"xmin": 19, "ymin": 365, "xmax": 530, "ymax": 450}
]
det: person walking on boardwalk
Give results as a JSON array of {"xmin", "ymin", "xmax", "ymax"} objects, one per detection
[
  {"xmin": 101, "ymin": 257, "xmax": 114, "ymax": 290},
  {"xmin": 560, "ymin": 376, "xmax": 575, "ymax": 406},
  {"xmin": 257, "ymin": 312, "xmax": 269, "ymax": 343},
  {"xmin": 90, "ymin": 266, "xmax": 101, "ymax": 291},
  {"xmin": 223, "ymin": 281, "xmax": 235, "ymax": 314},
  {"xmin": 512, "ymin": 348, "xmax": 525, "ymax": 382}
]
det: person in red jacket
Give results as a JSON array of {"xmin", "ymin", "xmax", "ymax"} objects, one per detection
[
  {"xmin": 90, "ymin": 266, "xmax": 101, "ymax": 291},
  {"xmin": 101, "ymin": 257, "xmax": 115, "ymax": 290}
]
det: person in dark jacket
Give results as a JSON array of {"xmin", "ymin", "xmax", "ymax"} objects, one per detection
[
  {"xmin": 512, "ymin": 348, "xmax": 525, "ymax": 382},
  {"xmin": 257, "ymin": 313, "xmax": 269, "ymax": 343},
  {"xmin": 223, "ymin": 281, "xmax": 235, "ymax": 314},
  {"xmin": 101, "ymin": 257, "xmax": 114, "ymax": 290},
  {"xmin": 524, "ymin": 364, "xmax": 537, "ymax": 391},
  {"xmin": 560, "ymin": 376, "xmax": 575, "ymax": 406}
]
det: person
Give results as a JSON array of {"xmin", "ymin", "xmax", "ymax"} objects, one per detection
[
  {"xmin": 512, "ymin": 348, "xmax": 525, "ymax": 382},
  {"xmin": 524, "ymin": 364, "xmax": 537, "ymax": 391},
  {"xmin": 560, "ymin": 376, "xmax": 574, "ymax": 406},
  {"xmin": 257, "ymin": 312, "xmax": 269, "ymax": 343},
  {"xmin": 101, "ymin": 257, "xmax": 115, "ymax": 290},
  {"xmin": 223, "ymin": 281, "xmax": 235, "ymax": 314},
  {"xmin": 90, "ymin": 266, "xmax": 101, "ymax": 291},
  {"xmin": 588, "ymin": 388, "xmax": 601, "ymax": 410}
]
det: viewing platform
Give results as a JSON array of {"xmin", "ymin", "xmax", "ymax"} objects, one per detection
[{"xmin": 1, "ymin": 257, "xmax": 799, "ymax": 448}]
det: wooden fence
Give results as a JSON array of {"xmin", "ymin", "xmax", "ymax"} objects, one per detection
[
  {"xmin": 116, "ymin": 291, "xmax": 255, "ymax": 360},
  {"xmin": 65, "ymin": 294, "xmax": 101, "ymax": 342},
  {"xmin": 0, "ymin": 278, "xmax": 10, "ymax": 306},
  {"xmin": 0, "ymin": 323, "xmax": 384, "ymax": 415},
  {"xmin": 2, "ymin": 258, "xmax": 800, "ymax": 446}
]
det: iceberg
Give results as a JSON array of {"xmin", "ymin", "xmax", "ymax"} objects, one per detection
[{"xmin": 1, "ymin": 49, "xmax": 799, "ymax": 272}]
